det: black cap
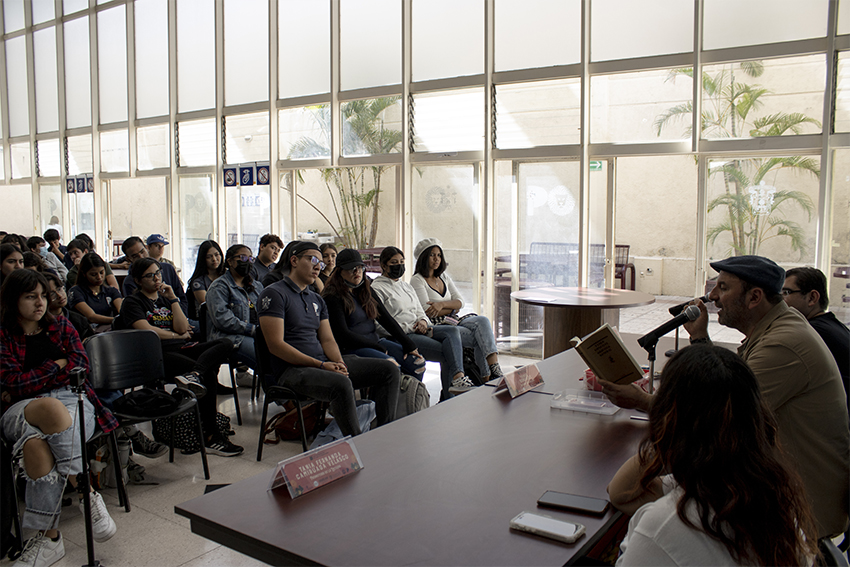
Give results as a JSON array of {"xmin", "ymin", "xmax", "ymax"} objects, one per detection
[
  {"xmin": 290, "ymin": 241, "xmax": 320, "ymax": 256},
  {"xmin": 336, "ymin": 248, "xmax": 365, "ymax": 271},
  {"xmin": 709, "ymin": 255, "xmax": 784, "ymax": 295}
]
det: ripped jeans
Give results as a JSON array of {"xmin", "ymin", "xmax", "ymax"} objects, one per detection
[{"xmin": 1, "ymin": 386, "xmax": 95, "ymax": 531}]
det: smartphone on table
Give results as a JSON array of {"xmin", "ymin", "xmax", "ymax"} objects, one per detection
[
  {"xmin": 537, "ymin": 490, "xmax": 610, "ymax": 516},
  {"xmin": 509, "ymin": 511, "xmax": 585, "ymax": 544}
]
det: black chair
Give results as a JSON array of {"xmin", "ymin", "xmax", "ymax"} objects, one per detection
[
  {"xmin": 818, "ymin": 536, "xmax": 850, "ymax": 567},
  {"xmin": 85, "ymin": 329, "xmax": 210, "ymax": 509},
  {"xmin": 197, "ymin": 302, "xmax": 243, "ymax": 425},
  {"xmin": 253, "ymin": 328, "xmax": 324, "ymax": 460}
]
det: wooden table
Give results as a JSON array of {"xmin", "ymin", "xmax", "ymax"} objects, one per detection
[
  {"xmin": 176, "ymin": 373, "xmax": 648, "ymax": 566},
  {"xmin": 511, "ymin": 287, "xmax": 655, "ymax": 358}
]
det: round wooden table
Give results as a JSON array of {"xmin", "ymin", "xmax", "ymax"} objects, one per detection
[{"xmin": 511, "ymin": 287, "xmax": 655, "ymax": 358}]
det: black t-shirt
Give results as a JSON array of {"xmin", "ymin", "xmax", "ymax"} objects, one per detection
[
  {"xmin": 24, "ymin": 331, "xmax": 66, "ymax": 371},
  {"xmin": 810, "ymin": 312, "xmax": 850, "ymax": 404},
  {"xmin": 120, "ymin": 292, "xmax": 184, "ymax": 347},
  {"xmin": 187, "ymin": 274, "xmax": 213, "ymax": 319}
]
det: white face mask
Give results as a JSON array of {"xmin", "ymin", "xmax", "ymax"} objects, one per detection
[{"xmin": 38, "ymin": 247, "xmax": 49, "ymax": 258}]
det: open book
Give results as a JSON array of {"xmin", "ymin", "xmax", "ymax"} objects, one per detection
[{"xmin": 571, "ymin": 324, "xmax": 645, "ymax": 385}]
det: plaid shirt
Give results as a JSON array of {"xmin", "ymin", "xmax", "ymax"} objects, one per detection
[{"xmin": 1, "ymin": 315, "xmax": 119, "ymax": 433}]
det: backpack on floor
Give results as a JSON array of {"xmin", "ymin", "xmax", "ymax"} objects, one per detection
[
  {"xmin": 262, "ymin": 400, "xmax": 323, "ymax": 445},
  {"xmin": 396, "ymin": 374, "xmax": 430, "ymax": 419},
  {"xmin": 152, "ymin": 411, "xmax": 233, "ymax": 454},
  {"xmin": 463, "ymin": 347, "xmax": 485, "ymax": 386}
]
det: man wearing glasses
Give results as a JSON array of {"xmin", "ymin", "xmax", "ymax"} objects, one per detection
[
  {"xmin": 121, "ymin": 236, "xmax": 188, "ymax": 317},
  {"xmin": 258, "ymin": 241, "xmax": 399, "ymax": 438},
  {"xmin": 783, "ymin": 267, "xmax": 849, "ymax": 410}
]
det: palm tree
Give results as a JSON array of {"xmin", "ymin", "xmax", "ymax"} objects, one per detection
[
  {"xmin": 289, "ymin": 97, "xmax": 402, "ymax": 249},
  {"xmin": 655, "ymin": 63, "xmax": 820, "ymax": 258}
]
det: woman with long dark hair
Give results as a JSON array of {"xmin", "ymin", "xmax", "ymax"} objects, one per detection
[
  {"xmin": 1, "ymin": 270, "xmax": 119, "ymax": 563},
  {"xmin": 186, "ymin": 240, "xmax": 225, "ymax": 320},
  {"xmin": 323, "ymin": 248, "xmax": 425, "ymax": 377},
  {"xmin": 1, "ymin": 242, "xmax": 24, "ymax": 285},
  {"xmin": 206, "ymin": 244, "xmax": 263, "ymax": 370},
  {"xmin": 68, "ymin": 252, "xmax": 123, "ymax": 332},
  {"xmin": 319, "ymin": 243, "xmax": 337, "ymax": 284},
  {"xmin": 608, "ymin": 345, "xmax": 818, "ymax": 566}
]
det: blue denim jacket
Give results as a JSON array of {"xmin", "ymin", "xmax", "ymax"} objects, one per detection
[{"xmin": 206, "ymin": 271, "xmax": 264, "ymax": 349}]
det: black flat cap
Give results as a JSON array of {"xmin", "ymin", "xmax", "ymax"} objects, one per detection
[{"xmin": 709, "ymin": 255, "xmax": 784, "ymax": 295}]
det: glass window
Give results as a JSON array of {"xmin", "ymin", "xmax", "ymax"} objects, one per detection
[
  {"xmin": 706, "ymin": 155, "xmax": 819, "ymax": 265},
  {"xmin": 11, "ymin": 143, "xmax": 32, "ymax": 179},
  {"xmin": 413, "ymin": 0, "xmax": 483, "ymax": 82},
  {"xmin": 340, "ymin": 0, "xmax": 401, "ymax": 91},
  {"xmin": 137, "ymin": 124, "xmax": 171, "ymax": 170},
  {"xmin": 98, "ymin": 6, "xmax": 129, "ymax": 124},
  {"xmin": 135, "ymin": 0, "xmax": 170, "ymax": 119},
  {"xmin": 591, "ymin": 0, "xmax": 693, "ymax": 62},
  {"xmin": 0, "ymin": 185, "xmax": 34, "ymax": 235},
  {"xmin": 100, "ymin": 130, "xmax": 130, "ymax": 173},
  {"xmin": 495, "ymin": 0, "xmax": 579, "ymax": 72},
  {"xmin": 107, "ymin": 177, "xmax": 169, "ymax": 241},
  {"xmin": 4, "ymin": 0, "xmax": 24, "ymax": 33},
  {"xmin": 63, "ymin": 0, "xmax": 87, "ymax": 15},
  {"xmin": 279, "ymin": 105, "xmax": 330, "ymax": 160},
  {"xmin": 179, "ymin": 175, "xmax": 216, "ymax": 276},
  {"xmin": 698, "ymin": 56, "xmax": 824, "ymax": 140},
  {"xmin": 840, "ymin": 0, "xmax": 850, "ymax": 35},
  {"xmin": 34, "ymin": 27, "xmax": 60, "ymax": 134},
  {"xmin": 591, "ymin": 68, "xmax": 692, "ymax": 144},
  {"xmin": 278, "ymin": 170, "xmax": 294, "ymax": 242},
  {"xmin": 704, "ymin": 0, "xmax": 828, "ymax": 50},
  {"xmin": 0, "ymin": 146, "xmax": 4, "ymax": 179},
  {"xmin": 224, "ymin": 112, "xmax": 270, "ymax": 163},
  {"xmin": 495, "ymin": 79, "xmax": 581, "ymax": 148},
  {"xmin": 5, "ymin": 36, "xmax": 30, "ymax": 137},
  {"xmin": 412, "ymin": 88, "xmax": 484, "ymax": 152},
  {"xmin": 64, "ymin": 15, "xmax": 92, "ymax": 129},
  {"xmin": 37, "ymin": 139, "xmax": 61, "ymax": 177},
  {"xmin": 39, "ymin": 184, "xmax": 62, "ymax": 235},
  {"xmin": 32, "ymin": 0, "xmax": 55, "ymax": 25},
  {"xmin": 177, "ymin": 0, "xmax": 215, "ymax": 112},
  {"xmin": 177, "ymin": 118, "xmax": 216, "ymax": 167},
  {"xmin": 70, "ymin": 191, "xmax": 95, "ymax": 244},
  {"xmin": 341, "ymin": 96, "xmax": 403, "ymax": 157},
  {"xmin": 834, "ymin": 52, "xmax": 850, "ymax": 133},
  {"xmin": 67, "ymin": 134, "xmax": 93, "ymax": 175},
  {"xmin": 224, "ymin": 0, "xmax": 269, "ymax": 105},
  {"xmin": 829, "ymin": 150, "xmax": 850, "ymax": 317},
  {"xmin": 279, "ymin": 0, "xmax": 330, "ymax": 99},
  {"xmin": 226, "ymin": 185, "xmax": 271, "ymax": 253}
]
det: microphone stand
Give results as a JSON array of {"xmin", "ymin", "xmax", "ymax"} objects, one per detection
[
  {"xmin": 664, "ymin": 328, "xmax": 679, "ymax": 358},
  {"xmin": 70, "ymin": 367, "xmax": 101, "ymax": 567}
]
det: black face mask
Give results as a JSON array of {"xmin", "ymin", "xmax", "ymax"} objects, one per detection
[
  {"xmin": 344, "ymin": 278, "xmax": 364, "ymax": 289},
  {"xmin": 234, "ymin": 261, "xmax": 251, "ymax": 277},
  {"xmin": 387, "ymin": 264, "xmax": 405, "ymax": 279}
]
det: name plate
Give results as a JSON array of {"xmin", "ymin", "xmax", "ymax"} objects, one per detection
[
  {"xmin": 493, "ymin": 363, "xmax": 545, "ymax": 398},
  {"xmin": 268, "ymin": 437, "xmax": 363, "ymax": 498}
]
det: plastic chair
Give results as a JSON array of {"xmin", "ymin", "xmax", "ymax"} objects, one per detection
[
  {"xmin": 197, "ymin": 302, "xmax": 243, "ymax": 425},
  {"xmin": 85, "ymin": 329, "xmax": 210, "ymax": 509},
  {"xmin": 818, "ymin": 536, "xmax": 850, "ymax": 566}
]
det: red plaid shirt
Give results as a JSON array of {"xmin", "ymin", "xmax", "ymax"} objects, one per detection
[{"xmin": 1, "ymin": 315, "xmax": 119, "ymax": 433}]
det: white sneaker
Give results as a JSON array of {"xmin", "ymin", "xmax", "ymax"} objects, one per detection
[
  {"xmin": 14, "ymin": 532, "xmax": 64, "ymax": 567},
  {"xmin": 81, "ymin": 491, "xmax": 117, "ymax": 542},
  {"xmin": 235, "ymin": 370, "xmax": 254, "ymax": 387},
  {"xmin": 449, "ymin": 375, "xmax": 476, "ymax": 394}
]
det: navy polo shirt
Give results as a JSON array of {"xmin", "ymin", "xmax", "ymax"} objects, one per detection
[
  {"xmin": 258, "ymin": 276, "xmax": 328, "ymax": 377},
  {"xmin": 68, "ymin": 284, "xmax": 121, "ymax": 317}
]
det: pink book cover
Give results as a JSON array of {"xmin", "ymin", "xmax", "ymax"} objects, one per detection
[
  {"xmin": 272, "ymin": 438, "xmax": 364, "ymax": 498},
  {"xmin": 494, "ymin": 363, "xmax": 545, "ymax": 398}
]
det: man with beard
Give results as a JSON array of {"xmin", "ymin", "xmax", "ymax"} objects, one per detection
[{"xmin": 600, "ymin": 255, "xmax": 849, "ymax": 538}]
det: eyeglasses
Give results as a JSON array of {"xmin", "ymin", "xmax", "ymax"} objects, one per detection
[
  {"xmin": 233, "ymin": 254, "xmax": 255, "ymax": 263},
  {"xmin": 781, "ymin": 288, "xmax": 804, "ymax": 296},
  {"xmin": 299, "ymin": 255, "xmax": 326, "ymax": 270},
  {"xmin": 141, "ymin": 269, "xmax": 163, "ymax": 280},
  {"xmin": 49, "ymin": 287, "xmax": 66, "ymax": 300}
]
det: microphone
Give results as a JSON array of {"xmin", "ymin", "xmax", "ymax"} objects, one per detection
[
  {"xmin": 668, "ymin": 295, "xmax": 710, "ymax": 316},
  {"xmin": 638, "ymin": 305, "xmax": 701, "ymax": 349}
]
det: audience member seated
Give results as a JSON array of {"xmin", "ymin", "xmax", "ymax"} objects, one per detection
[
  {"xmin": 0, "ymin": 243, "xmax": 24, "ymax": 285},
  {"xmin": 0, "ymin": 270, "xmax": 118, "ymax": 566},
  {"xmin": 119, "ymin": 258, "xmax": 241, "ymax": 457},
  {"xmin": 262, "ymin": 241, "xmax": 321, "ymax": 293},
  {"xmin": 323, "ymin": 248, "xmax": 426, "ymax": 378},
  {"xmin": 600, "ymin": 254, "xmax": 850, "ymax": 538},
  {"xmin": 186, "ymin": 240, "xmax": 225, "ymax": 321},
  {"xmin": 26, "ymin": 235, "xmax": 68, "ymax": 281},
  {"xmin": 44, "ymin": 272, "xmax": 93, "ymax": 342},
  {"xmin": 371, "ymin": 246, "xmax": 473, "ymax": 401},
  {"xmin": 319, "ymin": 243, "xmax": 337, "ymax": 286},
  {"xmin": 68, "ymin": 253, "xmax": 123, "ymax": 333},
  {"xmin": 607, "ymin": 345, "xmax": 818, "ymax": 566},
  {"xmin": 22, "ymin": 251, "xmax": 51, "ymax": 275},
  {"xmin": 43, "ymin": 228, "xmax": 69, "ymax": 269},
  {"xmin": 65, "ymin": 238, "xmax": 120, "ymax": 289},
  {"xmin": 121, "ymin": 236, "xmax": 188, "ymax": 318},
  {"xmin": 257, "ymin": 241, "xmax": 399, "ymax": 437},
  {"xmin": 73, "ymin": 233, "xmax": 126, "ymax": 272},
  {"xmin": 1, "ymin": 233, "xmax": 28, "ymax": 251},
  {"xmin": 784, "ymin": 267, "xmax": 849, "ymax": 411},
  {"xmin": 206, "ymin": 244, "xmax": 264, "ymax": 371},
  {"xmin": 411, "ymin": 238, "xmax": 505, "ymax": 382},
  {"xmin": 146, "ymin": 234, "xmax": 177, "ymax": 271},
  {"xmin": 251, "ymin": 233, "xmax": 282, "ymax": 284}
]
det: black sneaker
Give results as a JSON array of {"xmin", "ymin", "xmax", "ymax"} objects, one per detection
[
  {"xmin": 205, "ymin": 434, "xmax": 243, "ymax": 457},
  {"xmin": 130, "ymin": 431, "xmax": 168, "ymax": 459},
  {"xmin": 174, "ymin": 371, "xmax": 207, "ymax": 398}
]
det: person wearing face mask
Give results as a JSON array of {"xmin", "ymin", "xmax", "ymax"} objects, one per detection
[
  {"xmin": 371, "ymin": 246, "xmax": 474, "ymax": 401},
  {"xmin": 205, "ymin": 244, "xmax": 264, "ymax": 372},
  {"xmin": 322, "ymin": 248, "xmax": 426, "ymax": 377}
]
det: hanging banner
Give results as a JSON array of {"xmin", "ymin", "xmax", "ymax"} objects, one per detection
[
  {"xmin": 86, "ymin": 175, "xmax": 94, "ymax": 193},
  {"xmin": 66, "ymin": 178, "xmax": 76, "ymax": 193},
  {"xmin": 239, "ymin": 163, "xmax": 255, "ymax": 186},
  {"xmin": 75, "ymin": 177, "xmax": 86, "ymax": 193},
  {"xmin": 256, "ymin": 162, "xmax": 270, "ymax": 186},
  {"xmin": 223, "ymin": 166, "xmax": 238, "ymax": 187}
]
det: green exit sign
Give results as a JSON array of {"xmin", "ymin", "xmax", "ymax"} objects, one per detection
[{"xmin": 589, "ymin": 161, "xmax": 602, "ymax": 171}]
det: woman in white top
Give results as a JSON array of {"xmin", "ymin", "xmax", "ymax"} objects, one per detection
[
  {"xmin": 607, "ymin": 345, "xmax": 817, "ymax": 566},
  {"xmin": 410, "ymin": 238, "xmax": 504, "ymax": 383},
  {"xmin": 371, "ymin": 246, "xmax": 474, "ymax": 401}
]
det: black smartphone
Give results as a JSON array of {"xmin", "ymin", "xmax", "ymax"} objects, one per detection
[{"xmin": 537, "ymin": 491, "xmax": 610, "ymax": 516}]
